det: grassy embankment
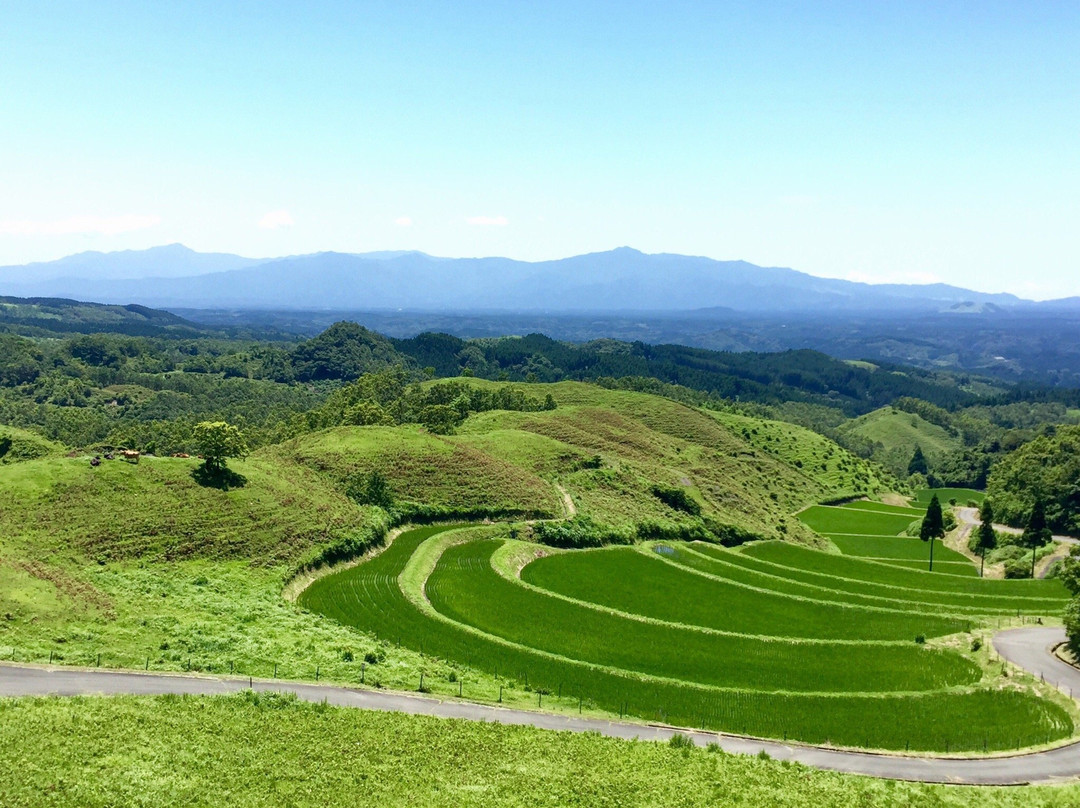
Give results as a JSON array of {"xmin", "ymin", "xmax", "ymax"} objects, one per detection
[{"xmin": 5, "ymin": 693, "xmax": 1080, "ymax": 807}]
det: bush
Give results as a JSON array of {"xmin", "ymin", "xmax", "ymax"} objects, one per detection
[
  {"xmin": 650, "ymin": 485, "xmax": 702, "ymax": 516},
  {"xmin": 1003, "ymin": 559, "xmax": 1032, "ymax": 579},
  {"xmin": 531, "ymin": 516, "xmax": 633, "ymax": 549},
  {"xmin": 668, "ymin": 733, "xmax": 694, "ymax": 749}
]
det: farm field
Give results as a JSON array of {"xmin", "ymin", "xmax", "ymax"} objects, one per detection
[
  {"xmin": 302, "ymin": 525, "xmax": 1075, "ymax": 752},
  {"xmin": 519, "ymin": 545, "xmax": 968, "ymax": 640},
  {"xmin": 740, "ymin": 543, "xmax": 1066, "ymax": 601},
  {"xmin": 797, "ymin": 505, "xmax": 920, "ymax": 537},
  {"xmin": 428, "ymin": 540, "xmax": 978, "ymax": 693},
  {"xmin": 828, "ymin": 534, "xmax": 970, "ymax": 563},
  {"xmin": 689, "ymin": 543, "xmax": 1068, "ymax": 617},
  {"xmin": 796, "ymin": 498, "xmax": 985, "ymax": 576},
  {"xmin": 5, "ymin": 694, "xmax": 1080, "ymax": 808}
]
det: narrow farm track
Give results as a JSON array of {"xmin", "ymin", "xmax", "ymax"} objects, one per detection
[{"xmin": 2, "ymin": 626, "xmax": 1080, "ymax": 785}]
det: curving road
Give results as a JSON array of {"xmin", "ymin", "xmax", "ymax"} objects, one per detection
[
  {"xmin": 954, "ymin": 507, "xmax": 1078, "ymax": 578},
  {"xmin": 3, "ymin": 627, "xmax": 1080, "ymax": 784}
]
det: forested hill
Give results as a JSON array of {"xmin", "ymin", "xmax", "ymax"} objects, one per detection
[
  {"xmin": 0, "ymin": 296, "xmax": 206, "ymax": 337},
  {"xmin": 389, "ymin": 331, "xmax": 987, "ymax": 413}
]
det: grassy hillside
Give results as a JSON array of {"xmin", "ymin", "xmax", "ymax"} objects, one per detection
[
  {"xmin": 0, "ymin": 380, "xmax": 897, "ymax": 699},
  {"xmin": 708, "ymin": 411, "xmax": 900, "ymax": 495},
  {"xmin": 0, "ymin": 425, "xmax": 63, "ymax": 464},
  {"xmin": 837, "ymin": 406, "xmax": 963, "ymax": 478},
  {"xmin": 269, "ymin": 380, "xmax": 897, "ymax": 544},
  {"xmin": 455, "ymin": 380, "xmax": 899, "ymax": 541},
  {"xmin": 5, "ymin": 694, "xmax": 1079, "ymax": 808},
  {"xmin": 271, "ymin": 425, "xmax": 562, "ymax": 519}
]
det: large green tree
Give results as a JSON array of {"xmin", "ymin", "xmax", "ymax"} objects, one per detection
[
  {"xmin": 192, "ymin": 421, "xmax": 249, "ymax": 472},
  {"xmin": 919, "ymin": 494, "xmax": 945, "ymax": 571}
]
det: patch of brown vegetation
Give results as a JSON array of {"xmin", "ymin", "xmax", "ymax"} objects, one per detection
[{"xmin": 5, "ymin": 558, "xmax": 116, "ymax": 619}]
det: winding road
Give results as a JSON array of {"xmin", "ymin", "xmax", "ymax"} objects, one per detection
[{"xmin": 3, "ymin": 627, "xmax": 1080, "ymax": 785}]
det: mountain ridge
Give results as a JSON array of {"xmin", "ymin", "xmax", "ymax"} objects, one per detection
[{"xmin": 0, "ymin": 245, "xmax": 1040, "ymax": 313}]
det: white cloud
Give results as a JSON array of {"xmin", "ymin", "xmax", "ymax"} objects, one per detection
[
  {"xmin": 0, "ymin": 214, "xmax": 161, "ymax": 236},
  {"xmin": 394, "ymin": 216, "xmax": 413, "ymax": 227},
  {"xmin": 258, "ymin": 210, "xmax": 295, "ymax": 229},
  {"xmin": 466, "ymin": 215, "xmax": 508, "ymax": 226}
]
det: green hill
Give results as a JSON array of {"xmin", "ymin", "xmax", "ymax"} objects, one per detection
[
  {"xmin": 0, "ymin": 425, "xmax": 63, "ymax": 464},
  {"xmin": 282, "ymin": 379, "xmax": 900, "ymax": 543},
  {"xmin": 836, "ymin": 406, "xmax": 964, "ymax": 478}
]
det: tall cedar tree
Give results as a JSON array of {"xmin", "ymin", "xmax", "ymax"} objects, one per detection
[
  {"xmin": 974, "ymin": 499, "xmax": 997, "ymax": 577},
  {"xmin": 908, "ymin": 445, "xmax": 929, "ymax": 477},
  {"xmin": 1022, "ymin": 499, "xmax": 1053, "ymax": 578},
  {"xmin": 920, "ymin": 494, "xmax": 945, "ymax": 571}
]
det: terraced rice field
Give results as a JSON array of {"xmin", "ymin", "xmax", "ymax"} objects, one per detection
[
  {"xmin": 797, "ymin": 498, "xmax": 978, "ymax": 575},
  {"xmin": 301, "ymin": 525, "xmax": 1074, "ymax": 752}
]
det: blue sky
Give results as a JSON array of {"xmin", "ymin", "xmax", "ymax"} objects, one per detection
[{"xmin": 1, "ymin": 1, "xmax": 1077, "ymax": 297}]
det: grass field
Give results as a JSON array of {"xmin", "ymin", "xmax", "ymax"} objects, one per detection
[
  {"xmin": 520, "ymin": 545, "xmax": 968, "ymax": 640},
  {"xmin": 797, "ymin": 505, "xmax": 920, "ymax": 537},
  {"xmin": 302, "ymin": 526, "xmax": 1074, "ymax": 751},
  {"xmin": 4, "ymin": 694, "xmax": 1080, "ymax": 808},
  {"xmin": 429, "ymin": 540, "xmax": 978, "ymax": 693},
  {"xmin": 836, "ymin": 407, "xmax": 963, "ymax": 478},
  {"xmin": 828, "ymin": 534, "xmax": 969, "ymax": 563},
  {"xmin": 706, "ymin": 411, "xmax": 900, "ymax": 495},
  {"xmin": 685, "ymin": 544, "xmax": 1066, "ymax": 614},
  {"xmin": 271, "ymin": 425, "xmax": 563, "ymax": 519}
]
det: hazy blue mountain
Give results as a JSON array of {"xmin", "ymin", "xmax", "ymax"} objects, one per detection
[
  {"xmin": 0, "ymin": 245, "xmax": 1033, "ymax": 313},
  {"xmin": 0, "ymin": 244, "xmax": 259, "ymax": 284}
]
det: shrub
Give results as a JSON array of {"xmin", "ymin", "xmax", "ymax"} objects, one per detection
[
  {"xmin": 1004, "ymin": 559, "xmax": 1031, "ymax": 579},
  {"xmin": 668, "ymin": 733, "xmax": 694, "ymax": 749},
  {"xmin": 650, "ymin": 485, "xmax": 702, "ymax": 516},
  {"xmin": 531, "ymin": 516, "xmax": 633, "ymax": 549}
]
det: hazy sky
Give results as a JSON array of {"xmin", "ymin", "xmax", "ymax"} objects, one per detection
[{"xmin": 2, "ymin": 2, "xmax": 1077, "ymax": 297}]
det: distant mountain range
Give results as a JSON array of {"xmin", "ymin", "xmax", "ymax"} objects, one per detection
[{"xmin": 0, "ymin": 244, "xmax": 1071, "ymax": 314}]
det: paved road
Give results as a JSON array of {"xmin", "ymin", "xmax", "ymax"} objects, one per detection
[
  {"xmin": 3, "ymin": 626, "xmax": 1080, "ymax": 785},
  {"xmin": 955, "ymin": 507, "xmax": 1077, "ymax": 578}
]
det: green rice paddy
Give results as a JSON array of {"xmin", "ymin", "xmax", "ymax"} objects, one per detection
[{"xmin": 301, "ymin": 525, "xmax": 1074, "ymax": 752}]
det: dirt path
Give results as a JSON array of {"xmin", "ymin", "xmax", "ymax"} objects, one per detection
[{"xmin": 555, "ymin": 483, "xmax": 577, "ymax": 518}]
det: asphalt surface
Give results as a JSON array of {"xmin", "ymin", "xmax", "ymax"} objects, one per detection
[{"xmin": 3, "ymin": 627, "xmax": 1080, "ymax": 784}]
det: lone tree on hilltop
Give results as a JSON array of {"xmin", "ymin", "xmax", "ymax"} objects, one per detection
[
  {"xmin": 973, "ymin": 499, "xmax": 997, "ymax": 578},
  {"xmin": 920, "ymin": 494, "xmax": 946, "ymax": 572},
  {"xmin": 908, "ymin": 445, "xmax": 929, "ymax": 477},
  {"xmin": 1022, "ymin": 499, "xmax": 1053, "ymax": 579},
  {"xmin": 192, "ymin": 421, "xmax": 249, "ymax": 473}
]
